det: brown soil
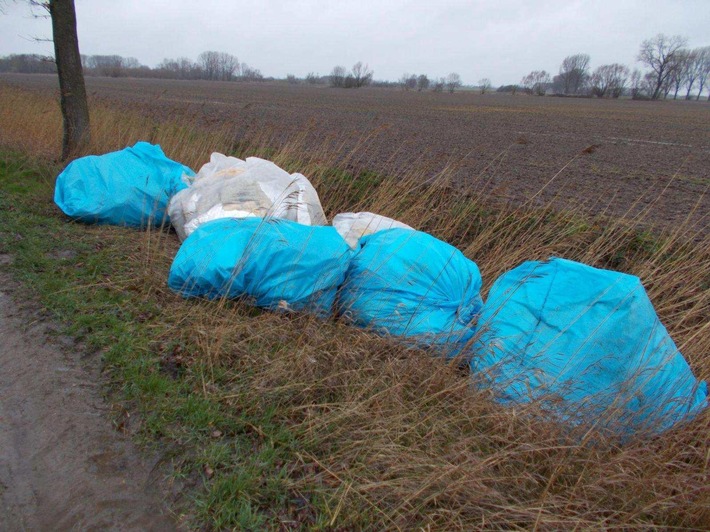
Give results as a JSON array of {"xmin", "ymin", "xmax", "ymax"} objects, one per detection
[
  {"xmin": 4, "ymin": 74, "xmax": 710, "ymax": 233},
  {"xmin": 0, "ymin": 256, "xmax": 177, "ymax": 531}
]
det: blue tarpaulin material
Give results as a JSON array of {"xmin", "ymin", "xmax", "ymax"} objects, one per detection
[
  {"xmin": 54, "ymin": 142, "xmax": 193, "ymax": 227},
  {"xmin": 339, "ymin": 228, "xmax": 483, "ymax": 355},
  {"xmin": 168, "ymin": 217, "xmax": 352, "ymax": 316},
  {"xmin": 472, "ymin": 258, "xmax": 708, "ymax": 434}
]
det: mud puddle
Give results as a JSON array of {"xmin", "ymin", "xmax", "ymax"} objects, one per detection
[{"xmin": 0, "ymin": 262, "xmax": 179, "ymax": 531}]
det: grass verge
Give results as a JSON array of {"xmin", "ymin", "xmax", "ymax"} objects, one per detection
[{"xmin": 0, "ymin": 84, "xmax": 709, "ymax": 529}]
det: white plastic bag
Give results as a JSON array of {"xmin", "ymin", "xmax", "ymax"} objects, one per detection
[
  {"xmin": 168, "ymin": 153, "xmax": 327, "ymax": 241},
  {"xmin": 332, "ymin": 212, "xmax": 413, "ymax": 248}
]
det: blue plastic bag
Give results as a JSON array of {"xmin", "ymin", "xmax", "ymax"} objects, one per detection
[
  {"xmin": 338, "ymin": 229, "xmax": 483, "ymax": 355},
  {"xmin": 472, "ymin": 258, "xmax": 708, "ymax": 435},
  {"xmin": 168, "ymin": 218, "xmax": 353, "ymax": 316},
  {"xmin": 54, "ymin": 142, "xmax": 194, "ymax": 227}
]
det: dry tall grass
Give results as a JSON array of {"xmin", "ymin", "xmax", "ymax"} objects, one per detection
[{"xmin": 1, "ymin": 83, "xmax": 708, "ymax": 529}]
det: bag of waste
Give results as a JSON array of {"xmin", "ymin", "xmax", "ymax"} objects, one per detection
[
  {"xmin": 168, "ymin": 217, "xmax": 352, "ymax": 316},
  {"xmin": 333, "ymin": 212, "xmax": 413, "ymax": 249},
  {"xmin": 472, "ymin": 257, "xmax": 708, "ymax": 435},
  {"xmin": 54, "ymin": 141, "xmax": 194, "ymax": 227},
  {"xmin": 168, "ymin": 153, "xmax": 327, "ymax": 241},
  {"xmin": 338, "ymin": 228, "xmax": 483, "ymax": 355}
]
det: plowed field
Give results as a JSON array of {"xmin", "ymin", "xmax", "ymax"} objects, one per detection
[{"xmin": 5, "ymin": 73, "xmax": 709, "ymax": 232}]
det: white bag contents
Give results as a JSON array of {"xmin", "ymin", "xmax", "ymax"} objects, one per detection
[
  {"xmin": 168, "ymin": 153, "xmax": 327, "ymax": 240},
  {"xmin": 332, "ymin": 212, "xmax": 413, "ymax": 249}
]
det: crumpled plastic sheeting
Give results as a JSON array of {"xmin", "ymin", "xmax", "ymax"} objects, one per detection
[
  {"xmin": 333, "ymin": 212, "xmax": 413, "ymax": 249},
  {"xmin": 54, "ymin": 141, "xmax": 194, "ymax": 227},
  {"xmin": 168, "ymin": 153, "xmax": 327, "ymax": 241},
  {"xmin": 472, "ymin": 257, "xmax": 708, "ymax": 435}
]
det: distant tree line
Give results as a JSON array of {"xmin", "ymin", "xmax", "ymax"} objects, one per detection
[
  {"xmin": 4, "ymin": 33, "xmax": 709, "ymax": 100},
  {"xmin": 397, "ymin": 72, "xmax": 462, "ymax": 93},
  {"xmin": 510, "ymin": 35, "xmax": 709, "ymax": 100},
  {"xmin": 156, "ymin": 52, "xmax": 264, "ymax": 82},
  {"xmin": 0, "ymin": 50, "xmax": 265, "ymax": 82},
  {"xmin": 81, "ymin": 54, "xmax": 147, "ymax": 77},
  {"xmin": 328, "ymin": 62, "xmax": 374, "ymax": 88},
  {"xmin": 287, "ymin": 63, "xmax": 398, "ymax": 89},
  {"xmin": 0, "ymin": 54, "xmax": 57, "ymax": 74}
]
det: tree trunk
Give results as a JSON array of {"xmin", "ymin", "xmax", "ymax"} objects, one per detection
[
  {"xmin": 652, "ymin": 70, "xmax": 665, "ymax": 100},
  {"xmin": 49, "ymin": 0, "xmax": 90, "ymax": 160}
]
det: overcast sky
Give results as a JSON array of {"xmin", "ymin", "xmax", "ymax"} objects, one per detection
[{"xmin": 1, "ymin": 0, "xmax": 708, "ymax": 84}]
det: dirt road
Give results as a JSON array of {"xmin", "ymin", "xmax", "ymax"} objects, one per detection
[{"xmin": 0, "ymin": 258, "xmax": 177, "ymax": 531}]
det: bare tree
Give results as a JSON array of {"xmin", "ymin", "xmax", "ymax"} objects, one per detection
[
  {"xmin": 416, "ymin": 74, "xmax": 429, "ymax": 92},
  {"xmin": 478, "ymin": 78, "xmax": 492, "ymax": 94},
  {"xmin": 432, "ymin": 77, "xmax": 445, "ymax": 92},
  {"xmin": 122, "ymin": 57, "xmax": 141, "ymax": 69},
  {"xmin": 217, "ymin": 52, "xmax": 239, "ymax": 81},
  {"xmin": 681, "ymin": 49, "xmax": 700, "ymax": 99},
  {"xmin": 86, "ymin": 54, "xmax": 124, "ymax": 77},
  {"xmin": 157, "ymin": 57, "xmax": 198, "ymax": 79},
  {"xmin": 399, "ymin": 73, "xmax": 416, "ymax": 90},
  {"xmin": 196, "ymin": 52, "xmax": 241, "ymax": 81},
  {"xmin": 305, "ymin": 72, "xmax": 320, "ymax": 85},
  {"xmin": 590, "ymin": 64, "xmax": 629, "ymax": 98},
  {"xmin": 198, "ymin": 51, "xmax": 220, "ymax": 80},
  {"xmin": 350, "ymin": 61, "xmax": 373, "ymax": 88},
  {"xmin": 185, "ymin": 57, "xmax": 199, "ymax": 79},
  {"xmin": 558, "ymin": 53, "xmax": 590, "ymax": 94},
  {"xmin": 178, "ymin": 57, "xmax": 198, "ymax": 79},
  {"xmin": 692, "ymin": 46, "xmax": 710, "ymax": 100},
  {"xmin": 241, "ymin": 63, "xmax": 263, "ymax": 81},
  {"xmin": 156, "ymin": 58, "xmax": 178, "ymax": 76},
  {"xmin": 521, "ymin": 70, "xmax": 550, "ymax": 96},
  {"xmin": 329, "ymin": 65, "xmax": 346, "ymax": 88},
  {"xmin": 643, "ymin": 71, "xmax": 668, "ymax": 99},
  {"xmin": 329, "ymin": 63, "xmax": 371, "ymax": 89},
  {"xmin": 643, "ymin": 71, "xmax": 658, "ymax": 97},
  {"xmin": 667, "ymin": 49, "xmax": 691, "ymax": 99},
  {"xmin": 446, "ymin": 72, "xmax": 462, "ymax": 93},
  {"xmin": 45, "ymin": 0, "xmax": 90, "ymax": 160},
  {"xmin": 637, "ymin": 34, "xmax": 688, "ymax": 100}
]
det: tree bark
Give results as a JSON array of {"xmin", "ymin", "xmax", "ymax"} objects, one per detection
[{"xmin": 49, "ymin": 0, "xmax": 90, "ymax": 160}]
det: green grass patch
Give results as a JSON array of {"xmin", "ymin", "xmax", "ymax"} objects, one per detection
[{"xmin": 0, "ymin": 151, "xmax": 326, "ymax": 528}]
